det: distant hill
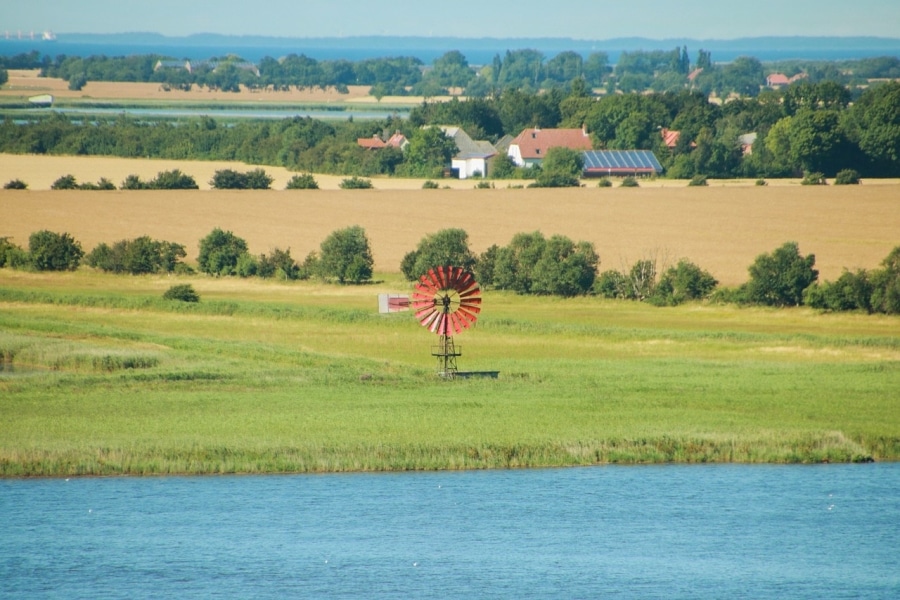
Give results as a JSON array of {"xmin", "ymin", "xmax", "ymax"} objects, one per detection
[{"xmin": 14, "ymin": 33, "xmax": 900, "ymax": 63}]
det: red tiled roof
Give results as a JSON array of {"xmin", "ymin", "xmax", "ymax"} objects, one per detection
[
  {"xmin": 510, "ymin": 128, "xmax": 592, "ymax": 159},
  {"xmin": 661, "ymin": 128, "xmax": 681, "ymax": 148},
  {"xmin": 386, "ymin": 133, "xmax": 407, "ymax": 148},
  {"xmin": 357, "ymin": 135, "xmax": 386, "ymax": 149},
  {"xmin": 766, "ymin": 73, "xmax": 791, "ymax": 86}
]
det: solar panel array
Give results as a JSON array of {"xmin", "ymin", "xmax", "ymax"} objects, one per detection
[{"xmin": 582, "ymin": 150, "xmax": 663, "ymax": 173}]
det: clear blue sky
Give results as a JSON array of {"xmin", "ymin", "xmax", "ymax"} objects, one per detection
[{"xmin": 5, "ymin": 0, "xmax": 899, "ymax": 39}]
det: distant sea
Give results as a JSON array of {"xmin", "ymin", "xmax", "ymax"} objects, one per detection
[{"xmin": 1, "ymin": 35, "xmax": 899, "ymax": 65}]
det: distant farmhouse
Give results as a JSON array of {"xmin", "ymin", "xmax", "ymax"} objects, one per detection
[
  {"xmin": 357, "ymin": 132, "xmax": 409, "ymax": 151},
  {"xmin": 439, "ymin": 126, "xmax": 498, "ymax": 179},
  {"xmin": 765, "ymin": 72, "xmax": 807, "ymax": 88},
  {"xmin": 508, "ymin": 127, "xmax": 593, "ymax": 168}
]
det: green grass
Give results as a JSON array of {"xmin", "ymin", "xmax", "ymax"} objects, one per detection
[{"xmin": 1, "ymin": 270, "xmax": 898, "ymax": 476}]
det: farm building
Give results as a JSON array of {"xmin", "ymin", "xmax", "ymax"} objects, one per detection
[
  {"xmin": 582, "ymin": 150, "xmax": 663, "ymax": 178},
  {"xmin": 357, "ymin": 132, "xmax": 409, "ymax": 150},
  {"xmin": 439, "ymin": 126, "xmax": 498, "ymax": 179},
  {"xmin": 508, "ymin": 127, "xmax": 593, "ymax": 168}
]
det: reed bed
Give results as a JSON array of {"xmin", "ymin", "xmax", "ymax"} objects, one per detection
[{"xmin": 1, "ymin": 270, "xmax": 898, "ymax": 476}]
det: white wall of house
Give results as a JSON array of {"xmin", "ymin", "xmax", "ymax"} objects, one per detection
[
  {"xmin": 453, "ymin": 158, "xmax": 488, "ymax": 179},
  {"xmin": 508, "ymin": 145, "xmax": 525, "ymax": 167}
]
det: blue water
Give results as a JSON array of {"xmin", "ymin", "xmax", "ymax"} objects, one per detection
[
  {"xmin": 2, "ymin": 39, "xmax": 898, "ymax": 65},
  {"xmin": 2, "ymin": 464, "xmax": 898, "ymax": 599}
]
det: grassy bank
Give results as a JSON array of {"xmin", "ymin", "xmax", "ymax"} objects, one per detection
[{"xmin": 1, "ymin": 270, "xmax": 898, "ymax": 476}]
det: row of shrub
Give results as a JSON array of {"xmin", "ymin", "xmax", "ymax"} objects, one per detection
[
  {"xmin": 3, "ymin": 169, "xmax": 863, "ymax": 193},
  {"xmin": 2, "ymin": 228, "xmax": 897, "ymax": 314},
  {"xmin": 1, "ymin": 170, "xmax": 342, "ymax": 191}
]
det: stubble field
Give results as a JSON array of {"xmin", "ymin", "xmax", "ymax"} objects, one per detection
[{"xmin": 2, "ymin": 154, "xmax": 898, "ymax": 285}]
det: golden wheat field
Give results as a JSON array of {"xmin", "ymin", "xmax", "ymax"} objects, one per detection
[
  {"xmin": 0, "ymin": 69, "xmax": 432, "ymax": 105},
  {"xmin": 2, "ymin": 154, "xmax": 898, "ymax": 284}
]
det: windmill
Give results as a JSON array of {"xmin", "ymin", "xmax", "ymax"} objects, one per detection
[{"xmin": 411, "ymin": 266, "xmax": 481, "ymax": 378}]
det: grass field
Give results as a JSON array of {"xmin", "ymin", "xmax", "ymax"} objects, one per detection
[
  {"xmin": 2, "ymin": 153, "xmax": 899, "ymax": 285},
  {"xmin": 1, "ymin": 268, "xmax": 898, "ymax": 477}
]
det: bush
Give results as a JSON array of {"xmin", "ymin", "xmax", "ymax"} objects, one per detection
[
  {"xmin": 650, "ymin": 260, "xmax": 718, "ymax": 306},
  {"xmin": 50, "ymin": 174, "xmax": 79, "ymax": 190},
  {"xmin": 86, "ymin": 237, "xmax": 186, "ymax": 274},
  {"xmin": 801, "ymin": 171, "xmax": 827, "ymax": 185},
  {"xmin": 804, "ymin": 269, "xmax": 873, "ymax": 312},
  {"xmin": 530, "ymin": 236, "xmax": 599, "ymax": 297},
  {"xmin": 474, "ymin": 180, "xmax": 494, "ymax": 189},
  {"xmin": 422, "ymin": 180, "xmax": 439, "ymax": 189},
  {"xmin": 257, "ymin": 247, "xmax": 301, "ymax": 280},
  {"xmin": 0, "ymin": 237, "xmax": 24, "ymax": 268},
  {"xmin": 318, "ymin": 225, "xmax": 374, "ymax": 284},
  {"xmin": 597, "ymin": 178, "xmax": 613, "ymax": 188},
  {"xmin": 869, "ymin": 246, "xmax": 900, "ymax": 314},
  {"xmin": 594, "ymin": 270, "xmax": 627, "ymax": 299},
  {"xmin": 339, "ymin": 177, "xmax": 373, "ymax": 189},
  {"xmin": 528, "ymin": 172, "xmax": 580, "ymax": 188},
  {"xmin": 688, "ymin": 174, "xmax": 708, "ymax": 187},
  {"xmin": 197, "ymin": 228, "xmax": 249, "ymax": 276},
  {"xmin": 745, "ymin": 241, "xmax": 818, "ymax": 306},
  {"xmin": 120, "ymin": 174, "xmax": 149, "ymax": 190},
  {"xmin": 834, "ymin": 169, "xmax": 861, "ymax": 185},
  {"xmin": 210, "ymin": 168, "xmax": 273, "ymax": 190},
  {"xmin": 755, "ymin": 178, "xmax": 768, "ymax": 186},
  {"xmin": 285, "ymin": 174, "xmax": 319, "ymax": 190},
  {"xmin": 620, "ymin": 176, "xmax": 640, "ymax": 187},
  {"xmin": 150, "ymin": 169, "xmax": 198, "ymax": 190},
  {"xmin": 28, "ymin": 230, "xmax": 84, "ymax": 271},
  {"xmin": 475, "ymin": 244, "xmax": 500, "ymax": 287},
  {"xmin": 163, "ymin": 284, "xmax": 199, "ymax": 303},
  {"xmin": 401, "ymin": 228, "xmax": 476, "ymax": 282},
  {"xmin": 3, "ymin": 179, "xmax": 27, "ymax": 190}
]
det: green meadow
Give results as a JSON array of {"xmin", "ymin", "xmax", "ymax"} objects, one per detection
[{"xmin": 1, "ymin": 270, "xmax": 898, "ymax": 477}]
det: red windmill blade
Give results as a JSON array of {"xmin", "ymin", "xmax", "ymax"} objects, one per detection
[{"xmin": 411, "ymin": 266, "xmax": 481, "ymax": 335}]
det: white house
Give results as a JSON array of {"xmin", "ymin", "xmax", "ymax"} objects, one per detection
[{"xmin": 439, "ymin": 126, "xmax": 498, "ymax": 179}]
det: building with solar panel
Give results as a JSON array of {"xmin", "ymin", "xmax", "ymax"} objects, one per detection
[{"xmin": 581, "ymin": 150, "xmax": 664, "ymax": 178}]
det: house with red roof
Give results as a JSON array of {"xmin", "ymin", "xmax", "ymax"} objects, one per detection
[
  {"xmin": 766, "ymin": 73, "xmax": 807, "ymax": 88},
  {"xmin": 508, "ymin": 127, "xmax": 593, "ymax": 168}
]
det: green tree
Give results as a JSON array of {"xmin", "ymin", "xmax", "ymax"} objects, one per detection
[
  {"xmin": 28, "ymin": 230, "xmax": 83, "ymax": 271},
  {"xmin": 651, "ymin": 260, "xmax": 718, "ymax": 305},
  {"xmin": 318, "ymin": 225, "xmax": 374, "ymax": 284},
  {"xmin": 870, "ymin": 246, "xmax": 900, "ymax": 314},
  {"xmin": 745, "ymin": 241, "xmax": 818, "ymax": 306},
  {"xmin": 198, "ymin": 228, "xmax": 249, "ymax": 276},
  {"xmin": 493, "ymin": 231, "xmax": 547, "ymax": 294},
  {"xmin": 402, "ymin": 126, "xmax": 457, "ymax": 177},
  {"xmin": 843, "ymin": 82, "xmax": 900, "ymax": 173},
  {"xmin": 401, "ymin": 228, "xmax": 476, "ymax": 281},
  {"xmin": 530, "ymin": 235, "xmax": 599, "ymax": 296}
]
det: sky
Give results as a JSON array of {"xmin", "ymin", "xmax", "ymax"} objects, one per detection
[{"xmin": 4, "ymin": 0, "xmax": 900, "ymax": 40}]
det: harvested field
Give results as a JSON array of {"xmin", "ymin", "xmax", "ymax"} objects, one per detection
[
  {"xmin": 3, "ymin": 154, "xmax": 898, "ymax": 285},
  {"xmin": 0, "ymin": 69, "xmax": 436, "ymax": 105}
]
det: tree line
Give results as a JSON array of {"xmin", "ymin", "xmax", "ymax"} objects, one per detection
[
  {"xmin": 4, "ymin": 48, "xmax": 899, "ymax": 97},
  {"xmin": 3, "ymin": 77, "xmax": 899, "ymax": 178},
  {"xmin": 3, "ymin": 228, "xmax": 898, "ymax": 314}
]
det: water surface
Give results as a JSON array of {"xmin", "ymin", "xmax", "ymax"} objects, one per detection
[{"xmin": 2, "ymin": 464, "xmax": 898, "ymax": 598}]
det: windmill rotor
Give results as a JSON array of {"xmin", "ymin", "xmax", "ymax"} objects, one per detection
[{"xmin": 411, "ymin": 266, "xmax": 481, "ymax": 377}]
